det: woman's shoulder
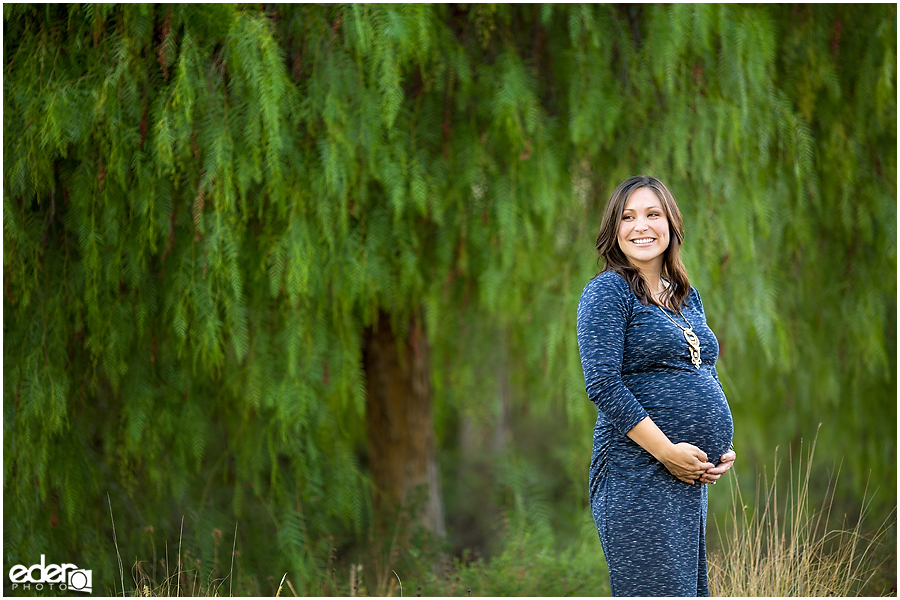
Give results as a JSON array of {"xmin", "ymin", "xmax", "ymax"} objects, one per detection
[
  {"xmin": 579, "ymin": 270, "xmax": 633, "ymax": 305},
  {"xmin": 578, "ymin": 270, "xmax": 635, "ymax": 325},
  {"xmin": 686, "ymin": 284, "xmax": 705, "ymax": 310}
]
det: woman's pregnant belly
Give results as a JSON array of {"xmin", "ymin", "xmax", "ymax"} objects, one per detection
[{"xmin": 626, "ymin": 370, "xmax": 734, "ymax": 463}]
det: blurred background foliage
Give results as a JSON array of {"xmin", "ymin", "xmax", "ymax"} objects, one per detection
[{"xmin": 3, "ymin": 3, "xmax": 895, "ymax": 595}]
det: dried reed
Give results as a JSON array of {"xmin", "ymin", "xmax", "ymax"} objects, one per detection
[{"xmin": 708, "ymin": 429, "xmax": 894, "ymax": 597}]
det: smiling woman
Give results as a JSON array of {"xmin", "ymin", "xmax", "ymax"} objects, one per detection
[{"xmin": 577, "ymin": 175, "xmax": 736, "ymax": 596}]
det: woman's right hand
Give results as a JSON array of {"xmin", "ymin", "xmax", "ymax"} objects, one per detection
[{"xmin": 660, "ymin": 442, "xmax": 715, "ymax": 485}]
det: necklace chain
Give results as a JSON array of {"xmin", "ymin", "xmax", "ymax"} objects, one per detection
[{"xmin": 657, "ymin": 304, "xmax": 689, "ymax": 331}]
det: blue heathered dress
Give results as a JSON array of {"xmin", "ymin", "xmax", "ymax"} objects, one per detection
[{"xmin": 576, "ymin": 270, "xmax": 734, "ymax": 597}]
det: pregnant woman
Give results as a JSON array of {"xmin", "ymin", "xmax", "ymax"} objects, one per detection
[{"xmin": 576, "ymin": 176, "xmax": 736, "ymax": 596}]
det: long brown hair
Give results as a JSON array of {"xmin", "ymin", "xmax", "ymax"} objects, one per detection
[{"xmin": 594, "ymin": 175, "xmax": 691, "ymax": 310}]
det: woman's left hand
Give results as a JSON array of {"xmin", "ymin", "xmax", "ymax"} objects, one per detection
[{"xmin": 699, "ymin": 450, "xmax": 735, "ymax": 485}]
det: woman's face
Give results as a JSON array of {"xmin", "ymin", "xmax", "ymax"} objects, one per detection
[{"xmin": 617, "ymin": 187, "xmax": 670, "ymax": 273}]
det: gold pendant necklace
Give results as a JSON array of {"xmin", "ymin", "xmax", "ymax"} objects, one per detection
[{"xmin": 658, "ymin": 305, "xmax": 702, "ymax": 368}]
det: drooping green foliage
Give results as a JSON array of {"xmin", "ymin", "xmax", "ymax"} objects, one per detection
[{"xmin": 4, "ymin": 3, "xmax": 895, "ymax": 592}]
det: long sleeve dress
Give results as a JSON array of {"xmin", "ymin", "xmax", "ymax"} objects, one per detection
[{"xmin": 576, "ymin": 270, "xmax": 733, "ymax": 597}]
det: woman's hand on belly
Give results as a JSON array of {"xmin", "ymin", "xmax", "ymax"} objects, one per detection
[
  {"xmin": 699, "ymin": 449, "xmax": 736, "ymax": 485},
  {"xmin": 659, "ymin": 442, "xmax": 716, "ymax": 485},
  {"xmin": 625, "ymin": 417, "xmax": 715, "ymax": 485}
]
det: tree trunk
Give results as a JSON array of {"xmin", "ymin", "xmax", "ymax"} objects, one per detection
[
  {"xmin": 491, "ymin": 325, "xmax": 512, "ymax": 455},
  {"xmin": 363, "ymin": 309, "xmax": 446, "ymax": 537},
  {"xmin": 453, "ymin": 325, "xmax": 511, "ymax": 553}
]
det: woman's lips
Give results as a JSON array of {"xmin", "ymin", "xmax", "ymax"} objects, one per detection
[{"xmin": 630, "ymin": 237, "xmax": 656, "ymax": 246}]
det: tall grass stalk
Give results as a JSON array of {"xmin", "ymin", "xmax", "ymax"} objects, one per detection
[{"xmin": 708, "ymin": 429, "xmax": 895, "ymax": 597}]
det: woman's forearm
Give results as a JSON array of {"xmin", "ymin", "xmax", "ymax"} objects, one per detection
[{"xmin": 626, "ymin": 416, "xmax": 676, "ymax": 462}]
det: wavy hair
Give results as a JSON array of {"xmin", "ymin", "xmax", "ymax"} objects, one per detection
[{"xmin": 594, "ymin": 175, "xmax": 691, "ymax": 310}]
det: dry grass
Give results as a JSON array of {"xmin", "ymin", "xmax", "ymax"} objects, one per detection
[
  {"xmin": 110, "ymin": 429, "xmax": 894, "ymax": 597},
  {"xmin": 708, "ymin": 428, "xmax": 895, "ymax": 597},
  {"xmin": 113, "ymin": 517, "xmax": 259, "ymax": 597}
]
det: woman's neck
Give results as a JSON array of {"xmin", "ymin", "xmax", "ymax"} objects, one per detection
[{"xmin": 639, "ymin": 268, "xmax": 665, "ymax": 296}]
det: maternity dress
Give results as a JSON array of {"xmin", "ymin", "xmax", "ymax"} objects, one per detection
[{"xmin": 576, "ymin": 271, "xmax": 734, "ymax": 597}]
